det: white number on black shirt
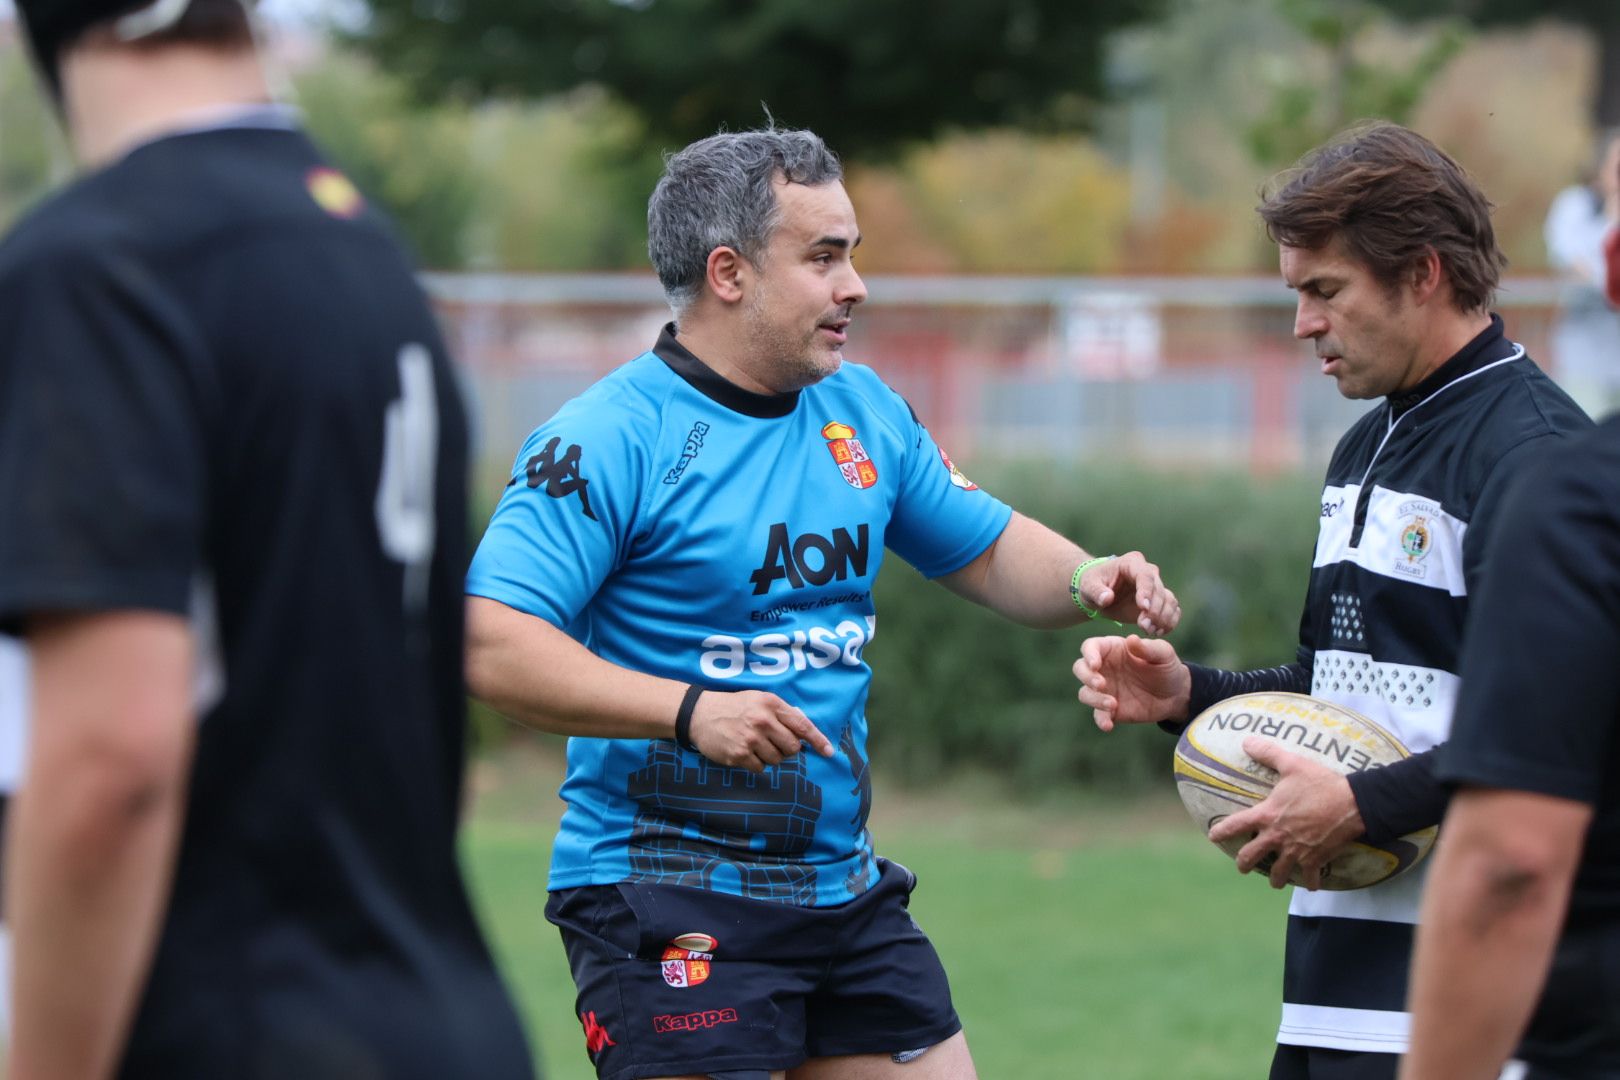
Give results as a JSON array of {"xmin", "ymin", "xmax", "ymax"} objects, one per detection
[{"xmin": 375, "ymin": 343, "xmax": 438, "ymax": 612}]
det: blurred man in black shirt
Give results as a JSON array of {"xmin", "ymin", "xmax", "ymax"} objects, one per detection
[
  {"xmin": 1403, "ymin": 163, "xmax": 1620, "ymax": 1080},
  {"xmin": 0, "ymin": 3, "xmax": 533, "ymax": 1077}
]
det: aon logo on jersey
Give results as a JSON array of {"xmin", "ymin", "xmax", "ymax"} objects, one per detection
[{"xmin": 700, "ymin": 617, "xmax": 876, "ymax": 680}]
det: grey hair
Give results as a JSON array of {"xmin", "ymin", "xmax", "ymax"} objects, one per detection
[{"xmin": 648, "ymin": 127, "xmax": 843, "ymax": 316}]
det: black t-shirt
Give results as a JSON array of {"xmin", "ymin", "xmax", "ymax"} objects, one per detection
[
  {"xmin": 1441, "ymin": 415, "xmax": 1620, "ymax": 1073},
  {"xmin": 0, "ymin": 117, "xmax": 531, "ymax": 1079}
]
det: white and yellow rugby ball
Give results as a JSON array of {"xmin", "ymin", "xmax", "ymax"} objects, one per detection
[{"xmin": 1173, "ymin": 692, "xmax": 1437, "ymax": 890}]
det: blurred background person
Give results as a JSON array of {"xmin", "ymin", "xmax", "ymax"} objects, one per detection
[
  {"xmin": 0, "ymin": 2, "xmax": 533, "ymax": 1078},
  {"xmin": 1544, "ymin": 127, "xmax": 1620, "ymax": 418}
]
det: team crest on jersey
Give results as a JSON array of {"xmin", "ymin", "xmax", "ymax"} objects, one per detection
[
  {"xmin": 1393, "ymin": 510, "xmax": 1434, "ymax": 581},
  {"xmin": 1400, "ymin": 516, "xmax": 1431, "ymax": 561},
  {"xmin": 660, "ymin": 933, "xmax": 718, "ymax": 988},
  {"xmin": 822, "ymin": 422, "xmax": 877, "ymax": 490},
  {"xmin": 305, "ymin": 167, "xmax": 365, "ymax": 219},
  {"xmin": 938, "ymin": 447, "xmax": 978, "ymax": 490}
]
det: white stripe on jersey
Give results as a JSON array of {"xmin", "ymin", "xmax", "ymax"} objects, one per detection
[
  {"xmin": 1313, "ymin": 484, "xmax": 1470, "ymax": 596},
  {"xmin": 1311, "ymin": 650, "xmax": 1458, "ymax": 753},
  {"xmin": 1279, "ymin": 1005, "xmax": 1528, "ymax": 1078},
  {"xmin": 1289, "ymin": 857, "xmax": 1430, "ymax": 923},
  {"xmin": 0, "ymin": 634, "xmax": 28, "ymax": 793},
  {"xmin": 1278, "ymin": 1002, "xmax": 1409, "ymax": 1052}
]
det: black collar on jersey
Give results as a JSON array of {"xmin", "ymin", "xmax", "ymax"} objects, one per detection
[
  {"xmin": 1387, "ymin": 313, "xmax": 1514, "ymax": 416},
  {"xmin": 653, "ymin": 323, "xmax": 801, "ymax": 419}
]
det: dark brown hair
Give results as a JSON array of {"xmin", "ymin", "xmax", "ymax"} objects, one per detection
[{"xmin": 1259, "ymin": 121, "xmax": 1506, "ymax": 313}]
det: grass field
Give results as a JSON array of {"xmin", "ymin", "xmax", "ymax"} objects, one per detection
[{"xmin": 463, "ymin": 742, "xmax": 1291, "ymax": 1080}]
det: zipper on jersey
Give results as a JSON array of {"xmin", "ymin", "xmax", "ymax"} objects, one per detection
[{"xmin": 1344, "ymin": 347, "xmax": 1525, "ymax": 550}]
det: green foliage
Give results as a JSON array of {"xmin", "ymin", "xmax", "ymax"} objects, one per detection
[
  {"xmin": 354, "ymin": 0, "xmax": 1166, "ymax": 161},
  {"xmin": 1243, "ymin": 0, "xmax": 1468, "ymax": 168},
  {"xmin": 865, "ymin": 463, "xmax": 1321, "ymax": 793},
  {"xmin": 468, "ymin": 90, "xmax": 662, "ymax": 271}
]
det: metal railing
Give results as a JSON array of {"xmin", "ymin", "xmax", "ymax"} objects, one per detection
[{"xmin": 428, "ymin": 274, "xmax": 1571, "ymax": 479}]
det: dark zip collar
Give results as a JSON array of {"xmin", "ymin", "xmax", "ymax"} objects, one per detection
[
  {"xmin": 1387, "ymin": 313, "xmax": 1515, "ymax": 417},
  {"xmin": 653, "ymin": 323, "xmax": 801, "ymax": 419}
]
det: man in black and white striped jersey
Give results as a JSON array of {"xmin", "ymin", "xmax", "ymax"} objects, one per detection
[{"xmin": 1075, "ymin": 122, "xmax": 1592, "ymax": 1079}]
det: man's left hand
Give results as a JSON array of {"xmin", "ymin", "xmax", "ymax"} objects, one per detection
[
  {"xmin": 1207, "ymin": 735, "xmax": 1365, "ymax": 889},
  {"xmin": 1078, "ymin": 551, "xmax": 1182, "ymax": 636}
]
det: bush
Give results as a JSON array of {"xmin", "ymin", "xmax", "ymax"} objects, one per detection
[{"xmin": 864, "ymin": 462, "xmax": 1321, "ymax": 795}]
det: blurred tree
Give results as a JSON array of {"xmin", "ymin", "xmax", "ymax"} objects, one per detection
[
  {"xmin": 1373, "ymin": 0, "xmax": 1620, "ymax": 128},
  {"xmin": 1244, "ymin": 0, "xmax": 1465, "ymax": 168},
  {"xmin": 353, "ymin": 0, "xmax": 1166, "ymax": 160},
  {"xmin": 468, "ymin": 89, "xmax": 662, "ymax": 271}
]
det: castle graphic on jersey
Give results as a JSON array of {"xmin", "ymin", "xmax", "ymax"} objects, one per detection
[
  {"xmin": 626, "ymin": 742, "xmax": 823, "ymax": 904},
  {"xmin": 841, "ymin": 726, "xmax": 874, "ymax": 897}
]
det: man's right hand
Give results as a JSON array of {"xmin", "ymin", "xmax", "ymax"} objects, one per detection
[
  {"xmin": 688, "ymin": 690, "xmax": 836, "ymax": 772},
  {"xmin": 1073, "ymin": 634, "xmax": 1192, "ymax": 732}
]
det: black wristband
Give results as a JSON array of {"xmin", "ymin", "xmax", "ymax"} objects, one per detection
[{"xmin": 675, "ymin": 684, "xmax": 704, "ymax": 751}]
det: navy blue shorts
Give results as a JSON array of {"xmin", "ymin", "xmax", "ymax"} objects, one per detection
[{"xmin": 545, "ymin": 858, "xmax": 962, "ymax": 1080}]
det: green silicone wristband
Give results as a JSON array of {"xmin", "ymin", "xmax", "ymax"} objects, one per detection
[{"xmin": 1069, "ymin": 556, "xmax": 1116, "ymax": 618}]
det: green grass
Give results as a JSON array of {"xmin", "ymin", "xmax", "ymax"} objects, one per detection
[{"xmin": 462, "ymin": 745, "xmax": 1289, "ymax": 1080}]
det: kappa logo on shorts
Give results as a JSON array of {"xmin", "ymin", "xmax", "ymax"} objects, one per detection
[
  {"xmin": 660, "ymin": 932, "xmax": 718, "ymax": 988},
  {"xmin": 823, "ymin": 422, "xmax": 877, "ymax": 490},
  {"xmin": 653, "ymin": 1008, "xmax": 740, "ymax": 1034},
  {"xmin": 938, "ymin": 447, "xmax": 978, "ymax": 491},
  {"xmin": 579, "ymin": 1010, "xmax": 616, "ymax": 1058}
]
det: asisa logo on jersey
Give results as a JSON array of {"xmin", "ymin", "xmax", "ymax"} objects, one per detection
[
  {"xmin": 305, "ymin": 167, "xmax": 365, "ymax": 219},
  {"xmin": 660, "ymin": 933, "xmax": 718, "ymax": 988},
  {"xmin": 822, "ymin": 422, "xmax": 877, "ymax": 490},
  {"xmin": 938, "ymin": 447, "xmax": 978, "ymax": 491}
]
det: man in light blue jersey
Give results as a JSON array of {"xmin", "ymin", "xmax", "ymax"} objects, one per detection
[{"xmin": 466, "ymin": 126, "xmax": 1182, "ymax": 1080}]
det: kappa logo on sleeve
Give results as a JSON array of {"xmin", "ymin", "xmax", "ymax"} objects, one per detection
[{"xmin": 520, "ymin": 436, "xmax": 599, "ymax": 520}]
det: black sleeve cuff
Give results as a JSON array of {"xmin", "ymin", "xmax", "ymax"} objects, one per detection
[
  {"xmin": 1345, "ymin": 747, "xmax": 1448, "ymax": 844},
  {"xmin": 1157, "ymin": 659, "xmax": 1313, "ymax": 737}
]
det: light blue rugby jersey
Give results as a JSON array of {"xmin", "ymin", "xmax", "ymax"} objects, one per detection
[{"xmin": 468, "ymin": 325, "xmax": 1011, "ymax": 906}]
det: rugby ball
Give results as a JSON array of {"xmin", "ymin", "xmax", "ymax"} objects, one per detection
[{"xmin": 1173, "ymin": 692, "xmax": 1437, "ymax": 890}]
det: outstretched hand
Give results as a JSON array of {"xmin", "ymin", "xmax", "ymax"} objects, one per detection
[
  {"xmin": 1207, "ymin": 736, "xmax": 1365, "ymax": 890},
  {"xmin": 1073, "ymin": 634, "xmax": 1191, "ymax": 732},
  {"xmin": 1077, "ymin": 552, "xmax": 1182, "ymax": 636},
  {"xmin": 688, "ymin": 689, "xmax": 835, "ymax": 773}
]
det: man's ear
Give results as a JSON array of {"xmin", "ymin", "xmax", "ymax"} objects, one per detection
[
  {"xmin": 1410, "ymin": 247, "xmax": 1444, "ymax": 306},
  {"xmin": 706, "ymin": 246, "xmax": 748, "ymax": 305}
]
